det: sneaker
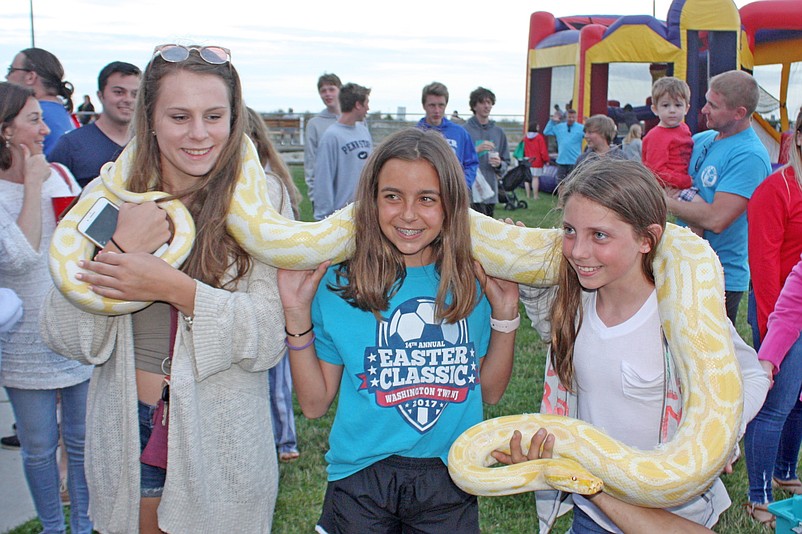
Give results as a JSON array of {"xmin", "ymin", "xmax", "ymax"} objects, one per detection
[{"xmin": 0, "ymin": 433, "xmax": 20, "ymax": 450}]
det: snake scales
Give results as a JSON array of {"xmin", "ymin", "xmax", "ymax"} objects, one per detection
[{"xmin": 50, "ymin": 137, "xmax": 741, "ymax": 508}]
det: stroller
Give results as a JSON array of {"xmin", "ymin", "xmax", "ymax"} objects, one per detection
[{"xmin": 498, "ymin": 159, "xmax": 530, "ymax": 210}]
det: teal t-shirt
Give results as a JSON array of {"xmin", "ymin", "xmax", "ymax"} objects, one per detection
[
  {"xmin": 685, "ymin": 128, "xmax": 770, "ymax": 291},
  {"xmin": 311, "ymin": 263, "xmax": 491, "ymax": 481}
]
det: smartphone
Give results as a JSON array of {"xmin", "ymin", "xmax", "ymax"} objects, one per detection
[{"xmin": 77, "ymin": 197, "xmax": 119, "ymax": 248}]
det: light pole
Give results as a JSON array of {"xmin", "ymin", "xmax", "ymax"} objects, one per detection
[{"xmin": 29, "ymin": 0, "xmax": 35, "ymax": 47}]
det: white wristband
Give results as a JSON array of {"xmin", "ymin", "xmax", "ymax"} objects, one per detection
[{"xmin": 490, "ymin": 314, "xmax": 520, "ymax": 333}]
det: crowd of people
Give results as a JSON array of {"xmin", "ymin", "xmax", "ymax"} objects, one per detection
[{"xmin": 0, "ymin": 43, "xmax": 799, "ymax": 534}]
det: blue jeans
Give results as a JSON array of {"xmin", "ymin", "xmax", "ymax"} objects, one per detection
[
  {"xmin": 5, "ymin": 381, "xmax": 92, "ymax": 534},
  {"xmin": 568, "ymin": 504, "xmax": 610, "ymax": 533},
  {"xmin": 268, "ymin": 352, "xmax": 298, "ymax": 454},
  {"xmin": 138, "ymin": 401, "xmax": 166, "ymax": 497},
  {"xmin": 747, "ymin": 288, "xmax": 761, "ymax": 349},
  {"xmin": 744, "ymin": 335, "xmax": 802, "ymax": 503}
]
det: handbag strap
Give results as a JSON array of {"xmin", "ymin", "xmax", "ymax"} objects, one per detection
[{"xmin": 49, "ymin": 163, "xmax": 73, "ymax": 190}]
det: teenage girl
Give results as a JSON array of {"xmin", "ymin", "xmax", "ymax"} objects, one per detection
[
  {"xmin": 278, "ymin": 127, "xmax": 520, "ymax": 533},
  {"xmin": 498, "ymin": 158, "xmax": 769, "ymax": 533},
  {"xmin": 41, "ymin": 45, "xmax": 286, "ymax": 533}
]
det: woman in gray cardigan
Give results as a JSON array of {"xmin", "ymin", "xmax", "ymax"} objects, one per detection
[{"xmin": 41, "ymin": 46, "xmax": 286, "ymax": 533}]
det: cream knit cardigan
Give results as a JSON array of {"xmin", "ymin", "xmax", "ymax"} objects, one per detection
[{"xmin": 41, "ymin": 254, "xmax": 286, "ymax": 533}]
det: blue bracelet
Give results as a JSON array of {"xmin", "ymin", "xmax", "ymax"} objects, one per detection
[{"xmin": 284, "ymin": 333, "xmax": 315, "ymax": 351}]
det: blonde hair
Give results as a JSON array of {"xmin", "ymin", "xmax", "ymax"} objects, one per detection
[
  {"xmin": 624, "ymin": 123, "xmax": 642, "ymax": 144},
  {"xmin": 128, "ymin": 48, "xmax": 250, "ymax": 289},
  {"xmin": 331, "ymin": 128, "xmax": 478, "ymax": 323},
  {"xmin": 245, "ymin": 107, "xmax": 301, "ymax": 219},
  {"xmin": 550, "ymin": 159, "xmax": 666, "ymax": 389}
]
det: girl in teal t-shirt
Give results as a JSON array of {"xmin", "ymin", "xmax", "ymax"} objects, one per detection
[{"xmin": 278, "ymin": 128, "xmax": 520, "ymax": 533}]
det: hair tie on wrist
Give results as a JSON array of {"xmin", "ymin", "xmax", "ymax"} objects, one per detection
[
  {"xmin": 109, "ymin": 236, "xmax": 126, "ymax": 253},
  {"xmin": 285, "ymin": 333, "xmax": 316, "ymax": 351},
  {"xmin": 490, "ymin": 314, "xmax": 521, "ymax": 333},
  {"xmin": 285, "ymin": 324, "xmax": 313, "ymax": 337}
]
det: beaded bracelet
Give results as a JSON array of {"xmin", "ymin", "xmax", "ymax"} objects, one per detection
[
  {"xmin": 285, "ymin": 324, "xmax": 314, "ymax": 337},
  {"xmin": 285, "ymin": 333, "xmax": 316, "ymax": 351}
]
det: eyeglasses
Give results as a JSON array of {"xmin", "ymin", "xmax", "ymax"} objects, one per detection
[
  {"xmin": 6, "ymin": 65, "xmax": 32, "ymax": 76},
  {"xmin": 693, "ymin": 139, "xmax": 714, "ymax": 173},
  {"xmin": 152, "ymin": 44, "xmax": 231, "ymax": 65}
]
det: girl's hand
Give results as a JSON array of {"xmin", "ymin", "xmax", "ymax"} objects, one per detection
[
  {"xmin": 492, "ymin": 428, "xmax": 555, "ymax": 465},
  {"xmin": 110, "ymin": 202, "xmax": 172, "ymax": 254},
  {"xmin": 759, "ymin": 359, "xmax": 775, "ymax": 388},
  {"xmin": 22, "ymin": 144, "xmax": 50, "ymax": 188},
  {"xmin": 277, "ymin": 261, "xmax": 331, "ymax": 311},
  {"xmin": 76, "ymin": 252, "xmax": 185, "ymax": 303},
  {"xmin": 475, "ymin": 261, "xmax": 519, "ymax": 319}
]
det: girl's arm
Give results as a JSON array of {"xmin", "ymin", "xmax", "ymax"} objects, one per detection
[
  {"xmin": 40, "ymin": 286, "xmax": 120, "ymax": 366},
  {"xmin": 476, "ymin": 262, "xmax": 520, "ymax": 404},
  {"xmin": 758, "ymin": 253, "xmax": 802, "ymax": 373},
  {"xmin": 75, "ymin": 253, "xmax": 196, "ymax": 317},
  {"xmin": 15, "ymin": 148, "xmax": 52, "ymax": 250},
  {"xmin": 73, "ymin": 200, "xmax": 183, "ymax": 310},
  {"xmin": 278, "ymin": 262, "xmax": 343, "ymax": 418},
  {"xmin": 493, "ymin": 430, "xmax": 714, "ymax": 534}
]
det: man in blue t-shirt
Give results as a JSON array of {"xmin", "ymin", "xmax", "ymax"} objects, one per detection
[
  {"xmin": 50, "ymin": 61, "xmax": 141, "ymax": 187},
  {"xmin": 543, "ymin": 108, "xmax": 585, "ymax": 180},
  {"xmin": 666, "ymin": 70, "xmax": 770, "ymax": 324},
  {"xmin": 416, "ymin": 82, "xmax": 478, "ymax": 189}
]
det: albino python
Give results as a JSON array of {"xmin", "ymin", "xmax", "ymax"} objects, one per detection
[
  {"xmin": 50, "ymin": 137, "xmax": 742, "ymax": 509},
  {"xmin": 448, "ymin": 223, "xmax": 743, "ymax": 509}
]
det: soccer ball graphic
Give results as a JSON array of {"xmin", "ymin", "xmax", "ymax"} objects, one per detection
[{"xmin": 386, "ymin": 298, "xmax": 465, "ymax": 346}]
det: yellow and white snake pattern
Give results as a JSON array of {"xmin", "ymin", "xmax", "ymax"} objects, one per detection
[
  {"xmin": 448, "ymin": 223, "xmax": 743, "ymax": 508},
  {"xmin": 50, "ymin": 137, "xmax": 741, "ymax": 508}
]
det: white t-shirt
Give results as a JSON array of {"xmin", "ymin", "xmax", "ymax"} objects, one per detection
[
  {"xmin": 574, "ymin": 290, "xmax": 664, "ymax": 449},
  {"xmin": 572, "ymin": 289, "xmax": 730, "ymax": 533}
]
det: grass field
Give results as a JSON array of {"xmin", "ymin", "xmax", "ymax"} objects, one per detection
[{"xmin": 7, "ymin": 164, "xmax": 783, "ymax": 533}]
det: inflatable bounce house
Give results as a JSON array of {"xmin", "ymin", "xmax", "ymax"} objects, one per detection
[{"xmin": 525, "ymin": 0, "xmax": 802, "ymax": 164}]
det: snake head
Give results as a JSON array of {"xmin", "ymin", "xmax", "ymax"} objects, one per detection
[{"xmin": 543, "ymin": 458, "xmax": 604, "ymax": 495}]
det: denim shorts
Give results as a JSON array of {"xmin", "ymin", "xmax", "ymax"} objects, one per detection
[{"xmin": 138, "ymin": 401, "xmax": 166, "ymax": 498}]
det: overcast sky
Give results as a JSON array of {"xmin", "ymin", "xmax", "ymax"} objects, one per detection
[{"xmin": 1, "ymin": 0, "xmax": 778, "ymax": 120}]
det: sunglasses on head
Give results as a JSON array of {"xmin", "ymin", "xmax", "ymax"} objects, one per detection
[{"xmin": 152, "ymin": 44, "xmax": 231, "ymax": 65}]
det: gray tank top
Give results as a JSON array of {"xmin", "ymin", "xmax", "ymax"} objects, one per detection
[{"xmin": 131, "ymin": 301, "xmax": 171, "ymax": 374}]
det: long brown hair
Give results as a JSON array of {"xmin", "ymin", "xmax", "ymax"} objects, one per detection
[
  {"xmin": 0, "ymin": 82, "xmax": 36, "ymax": 170},
  {"xmin": 333, "ymin": 127, "xmax": 478, "ymax": 323},
  {"xmin": 245, "ymin": 106, "xmax": 301, "ymax": 219},
  {"xmin": 127, "ymin": 47, "xmax": 249, "ymax": 289},
  {"xmin": 550, "ymin": 159, "xmax": 666, "ymax": 388}
]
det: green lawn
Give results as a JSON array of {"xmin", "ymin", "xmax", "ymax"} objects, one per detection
[{"xmin": 7, "ymin": 166, "xmax": 781, "ymax": 533}]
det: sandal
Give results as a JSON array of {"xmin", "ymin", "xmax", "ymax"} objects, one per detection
[
  {"xmin": 773, "ymin": 476, "xmax": 802, "ymax": 495},
  {"xmin": 60, "ymin": 477, "xmax": 70, "ymax": 505},
  {"xmin": 744, "ymin": 502, "xmax": 776, "ymax": 529},
  {"xmin": 279, "ymin": 451, "xmax": 300, "ymax": 462}
]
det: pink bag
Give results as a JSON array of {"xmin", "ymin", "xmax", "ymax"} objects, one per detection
[{"xmin": 140, "ymin": 308, "xmax": 177, "ymax": 469}]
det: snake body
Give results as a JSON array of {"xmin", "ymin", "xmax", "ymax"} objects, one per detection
[
  {"xmin": 448, "ymin": 223, "xmax": 743, "ymax": 507},
  {"xmin": 50, "ymin": 138, "xmax": 742, "ymax": 507}
]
